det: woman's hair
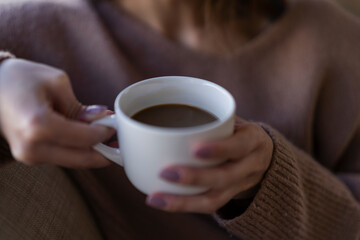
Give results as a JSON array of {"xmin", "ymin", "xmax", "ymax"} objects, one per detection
[
  {"xmin": 97, "ymin": 0, "xmax": 287, "ymax": 54},
  {"xmin": 100, "ymin": 0, "xmax": 286, "ymax": 32},
  {"xmin": 204, "ymin": 0, "xmax": 286, "ymax": 20},
  {"xmin": 198, "ymin": 0, "xmax": 286, "ymax": 33},
  {"xmin": 189, "ymin": 0, "xmax": 287, "ymax": 53}
]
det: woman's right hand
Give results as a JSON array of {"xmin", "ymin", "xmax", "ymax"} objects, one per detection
[{"xmin": 0, "ymin": 59, "xmax": 113, "ymax": 168}]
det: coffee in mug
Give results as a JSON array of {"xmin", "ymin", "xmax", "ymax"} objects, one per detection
[
  {"xmin": 131, "ymin": 104, "xmax": 218, "ymax": 128},
  {"xmin": 92, "ymin": 76, "xmax": 235, "ymax": 195}
]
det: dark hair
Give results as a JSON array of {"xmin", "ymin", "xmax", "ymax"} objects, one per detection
[
  {"xmin": 195, "ymin": 0, "xmax": 286, "ymax": 36},
  {"xmin": 99, "ymin": 0, "xmax": 286, "ymax": 23},
  {"xmin": 199, "ymin": 0, "xmax": 286, "ymax": 20},
  {"xmin": 186, "ymin": 0, "xmax": 286, "ymax": 53},
  {"xmin": 95, "ymin": 0, "xmax": 287, "ymax": 54}
]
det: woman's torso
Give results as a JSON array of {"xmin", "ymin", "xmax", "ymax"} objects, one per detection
[{"xmin": 0, "ymin": 0, "xmax": 346, "ymax": 239}]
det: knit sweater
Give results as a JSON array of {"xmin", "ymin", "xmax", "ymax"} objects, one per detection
[{"xmin": 0, "ymin": 0, "xmax": 359, "ymax": 239}]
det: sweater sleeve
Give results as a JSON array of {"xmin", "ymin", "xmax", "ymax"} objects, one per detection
[
  {"xmin": 213, "ymin": 125, "xmax": 360, "ymax": 239},
  {"xmin": 0, "ymin": 51, "xmax": 16, "ymax": 166}
]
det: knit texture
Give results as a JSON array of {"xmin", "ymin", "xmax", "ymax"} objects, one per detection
[
  {"xmin": 0, "ymin": 0, "xmax": 359, "ymax": 239},
  {"xmin": 0, "ymin": 162, "xmax": 103, "ymax": 240},
  {"xmin": 214, "ymin": 125, "xmax": 360, "ymax": 239}
]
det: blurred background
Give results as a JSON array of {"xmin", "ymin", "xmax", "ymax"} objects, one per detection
[{"xmin": 335, "ymin": 0, "xmax": 360, "ymax": 16}]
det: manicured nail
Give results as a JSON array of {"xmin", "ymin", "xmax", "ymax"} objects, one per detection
[
  {"xmin": 160, "ymin": 169, "xmax": 181, "ymax": 182},
  {"xmin": 106, "ymin": 110, "xmax": 115, "ymax": 115},
  {"xmin": 79, "ymin": 105, "xmax": 108, "ymax": 121},
  {"xmin": 146, "ymin": 196, "xmax": 167, "ymax": 209},
  {"xmin": 195, "ymin": 147, "xmax": 213, "ymax": 158}
]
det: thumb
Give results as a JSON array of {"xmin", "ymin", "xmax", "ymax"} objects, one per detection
[
  {"xmin": 78, "ymin": 105, "xmax": 112, "ymax": 122},
  {"xmin": 44, "ymin": 71, "xmax": 84, "ymax": 119},
  {"xmin": 44, "ymin": 71, "xmax": 112, "ymax": 122}
]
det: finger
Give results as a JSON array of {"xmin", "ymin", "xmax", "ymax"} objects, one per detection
[
  {"xmin": 31, "ymin": 110, "xmax": 115, "ymax": 148},
  {"xmin": 235, "ymin": 116, "xmax": 247, "ymax": 126},
  {"xmin": 146, "ymin": 189, "xmax": 234, "ymax": 214},
  {"xmin": 43, "ymin": 71, "xmax": 84, "ymax": 119},
  {"xmin": 159, "ymin": 165, "xmax": 231, "ymax": 188},
  {"xmin": 77, "ymin": 105, "xmax": 113, "ymax": 123},
  {"xmin": 50, "ymin": 112, "xmax": 115, "ymax": 147},
  {"xmin": 42, "ymin": 69, "xmax": 112, "ymax": 122},
  {"xmin": 19, "ymin": 143, "xmax": 112, "ymax": 168},
  {"xmin": 193, "ymin": 122, "xmax": 262, "ymax": 160},
  {"xmin": 160, "ymin": 152, "xmax": 268, "ymax": 188}
]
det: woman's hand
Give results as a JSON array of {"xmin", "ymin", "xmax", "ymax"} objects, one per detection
[
  {"xmin": 146, "ymin": 118, "xmax": 274, "ymax": 213},
  {"xmin": 0, "ymin": 59, "xmax": 113, "ymax": 168}
]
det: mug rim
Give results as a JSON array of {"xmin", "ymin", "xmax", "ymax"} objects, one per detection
[{"xmin": 114, "ymin": 76, "xmax": 236, "ymax": 134}]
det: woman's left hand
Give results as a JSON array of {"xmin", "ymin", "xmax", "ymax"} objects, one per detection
[{"xmin": 146, "ymin": 117, "xmax": 274, "ymax": 214}]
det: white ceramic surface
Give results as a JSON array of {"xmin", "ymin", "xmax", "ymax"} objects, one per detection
[{"xmin": 93, "ymin": 76, "xmax": 235, "ymax": 195}]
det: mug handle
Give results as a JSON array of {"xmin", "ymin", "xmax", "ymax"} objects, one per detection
[{"xmin": 91, "ymin": 114, "xmax": 123, "ymax": 166}]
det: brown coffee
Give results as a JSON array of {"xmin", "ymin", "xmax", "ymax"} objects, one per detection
[{"xmin": 131, "ymin": 104, "xmax": 218, "ymax": 128}]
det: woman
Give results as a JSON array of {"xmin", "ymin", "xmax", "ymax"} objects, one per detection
[{"xmin": 0, "ymin": 0, "xmax": 359, "ymax": 239}]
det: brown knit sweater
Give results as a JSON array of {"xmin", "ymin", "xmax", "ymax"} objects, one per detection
[{"xmin": 0, "ymin": 0, "xmax": 359, "ymax": 239}]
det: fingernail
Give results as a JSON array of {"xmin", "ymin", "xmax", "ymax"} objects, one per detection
[
  {"xmin": 146, "ymin": 196, "xmax": 167, "ymax": 209},
  {"xmin": 79, "ymin": 105, "xmax": 108, "ymax": 121},
  {"xmin": 160, "ymin": 169, "xmax": 181, "ymax": 182},
  {"xmin": 106, "ymin": 110, "xmax": 115, "ymax": 115},
  {"xmin": 195, "ymin": 147, "xmax": 213, "ymax": 158}
]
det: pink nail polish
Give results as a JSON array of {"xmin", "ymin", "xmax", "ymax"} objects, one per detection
[
  {"xmin": 146, "ymin": 196, "xmax": 167, "ymax": 209},
  {"xmin": 79, "ymin": 105, "xmax": 108, "ymax": 121},
  {"xmin": 160, "ymin": 169, "xmax": 180, "ymax": 182},
  {"xmin": 195, "ymin": 148, "xmax": 212, "ymax": 158}
]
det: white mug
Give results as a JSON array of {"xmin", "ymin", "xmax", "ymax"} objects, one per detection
[{"xmin": 93, "ymin": 76, "xmax": 235, "ymax": 195}]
